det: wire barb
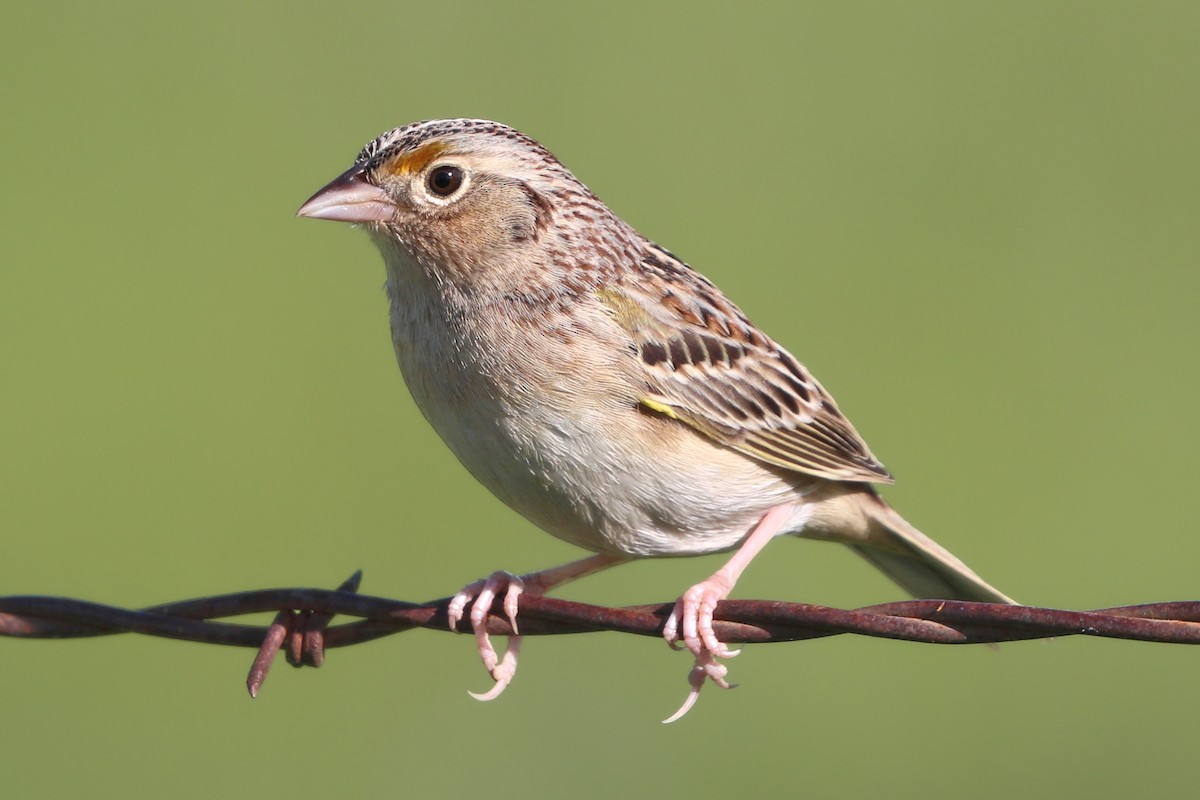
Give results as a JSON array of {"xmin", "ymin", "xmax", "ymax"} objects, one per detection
[
  {"xmin": 245, "ymin": 570, "xmax": 364, "ymax": 697},
  {"xmin": 2, "ymin": 574, "xmax": 1198, "ymax": 696}
]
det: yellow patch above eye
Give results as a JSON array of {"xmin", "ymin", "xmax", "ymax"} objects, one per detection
[{"xmin": 381, "ymin": 141, "xmax": 451, "ymax": 177}]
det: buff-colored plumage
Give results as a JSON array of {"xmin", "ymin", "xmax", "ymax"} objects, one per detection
[{"xmin": 298, "ymin": 119, "xmax": 1014, "ymax": 719}]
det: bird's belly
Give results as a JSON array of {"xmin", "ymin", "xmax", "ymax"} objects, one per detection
[
  {"xmin": 425, "ymin": 401, "xmax": 797, "ymax": 556},
  {"xmin": 395, "ymin": 337, "xmax": 803, "ymax": 556}
]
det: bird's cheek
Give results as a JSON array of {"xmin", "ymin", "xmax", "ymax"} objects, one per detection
[
  {"xmin": 505, "ymin": 208, "xmax": 540, "ymax": 243},
  {"xmin": 457, "ymin": 202, "xmax": 533, "ymax": 251}
]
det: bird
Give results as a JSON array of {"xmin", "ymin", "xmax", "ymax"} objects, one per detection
[{"xmin": 296, "ymin": 118, "xmax": 1015, "ymax": 720}]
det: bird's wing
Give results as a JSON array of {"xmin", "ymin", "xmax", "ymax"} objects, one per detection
[{"xmin": 598, "ymin": 242, "xmax": 893, "ymax": 484}]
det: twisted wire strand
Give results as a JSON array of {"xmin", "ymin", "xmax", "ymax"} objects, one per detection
[{"xmin": 2, "ymin": 572, "xmax": 1197, "ymax": 696}]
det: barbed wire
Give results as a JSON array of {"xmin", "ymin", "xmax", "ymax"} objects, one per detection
[{"xmin": 2, "ymin": 571, "xmax": 1197, "ymax": 697}]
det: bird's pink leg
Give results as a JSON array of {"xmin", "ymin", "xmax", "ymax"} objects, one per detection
[
  {"xmin": 662, "ymin": 502, "xmax": 796, "ymax": 722},
  {"xmin": 447, "ymin": 553, "xmax": 626, "ymax": 701}
]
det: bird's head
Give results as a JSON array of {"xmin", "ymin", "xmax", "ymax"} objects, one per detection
[{"xmin": 297, "ymin": 119, "xmax": 616, "ymax": 290}]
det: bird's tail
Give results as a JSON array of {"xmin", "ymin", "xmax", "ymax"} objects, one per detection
[{"xmin": 850, "ymin": 494, "xmax": 1016, "ymax": 604}]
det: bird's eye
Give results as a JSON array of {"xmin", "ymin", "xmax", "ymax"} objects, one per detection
[{"xmin": 428, "ymin": 166, "xmax": 464, "ymax": 197}]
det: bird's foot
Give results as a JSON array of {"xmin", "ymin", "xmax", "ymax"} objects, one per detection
[
  {"xmin": 663, "ymin": 574, "xmax": 741, "ymax": 659},
  {"xmin": 448, "ymin": 570, "xmax": 525, "ymax": 701},
  {"xmin": 661, "ymin": 574, "xmax": 741, "ymax": 722},
  {"xmin": 445, "ymin": 555, "xmax": 626, "ymax": 702}
]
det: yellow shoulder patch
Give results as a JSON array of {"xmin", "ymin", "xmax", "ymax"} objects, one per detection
[
  {"xmin": 639, "ymin": 397, "xmax": 680, "ymax": 419},
  {"xmin": 595, "ymin": 286, "xmax": 654, "ymax": 333}
]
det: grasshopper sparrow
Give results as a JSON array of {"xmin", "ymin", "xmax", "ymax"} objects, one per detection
[{"xmin": 297, "ymin": 119, "xmax": 1015, "ymax": 720}]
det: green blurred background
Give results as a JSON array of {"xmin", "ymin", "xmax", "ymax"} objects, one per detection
[{"xmin": 3, "ymin": 2, "xmax": 1198, "ymax": 797}]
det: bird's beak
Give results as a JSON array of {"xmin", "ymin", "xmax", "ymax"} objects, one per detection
[{"xmin": 296, "ymin": 165, "xmax": 397, "ymax": 223}]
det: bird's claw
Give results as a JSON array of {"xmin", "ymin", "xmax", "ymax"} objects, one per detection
[
  {"xmin": 468, "ymin": 636, "xmax": 522, "ymax": 701},
  {"xmin": 663, "ymin": 650, "xmax": 736, "ymax": 724},
  {"xmin": 448, "ymin": 570, "xmax": 526, "ymax": 700}
]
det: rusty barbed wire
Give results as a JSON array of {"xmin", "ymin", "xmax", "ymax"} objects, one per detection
[{"xmin": 2, "ymin": 572, "xmax": 1197, "ymax": 696}]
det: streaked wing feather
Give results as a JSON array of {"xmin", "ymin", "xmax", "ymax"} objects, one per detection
[{"xmin": 603, "ymin": 242, "xmax": 893, "ymax": 484}]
